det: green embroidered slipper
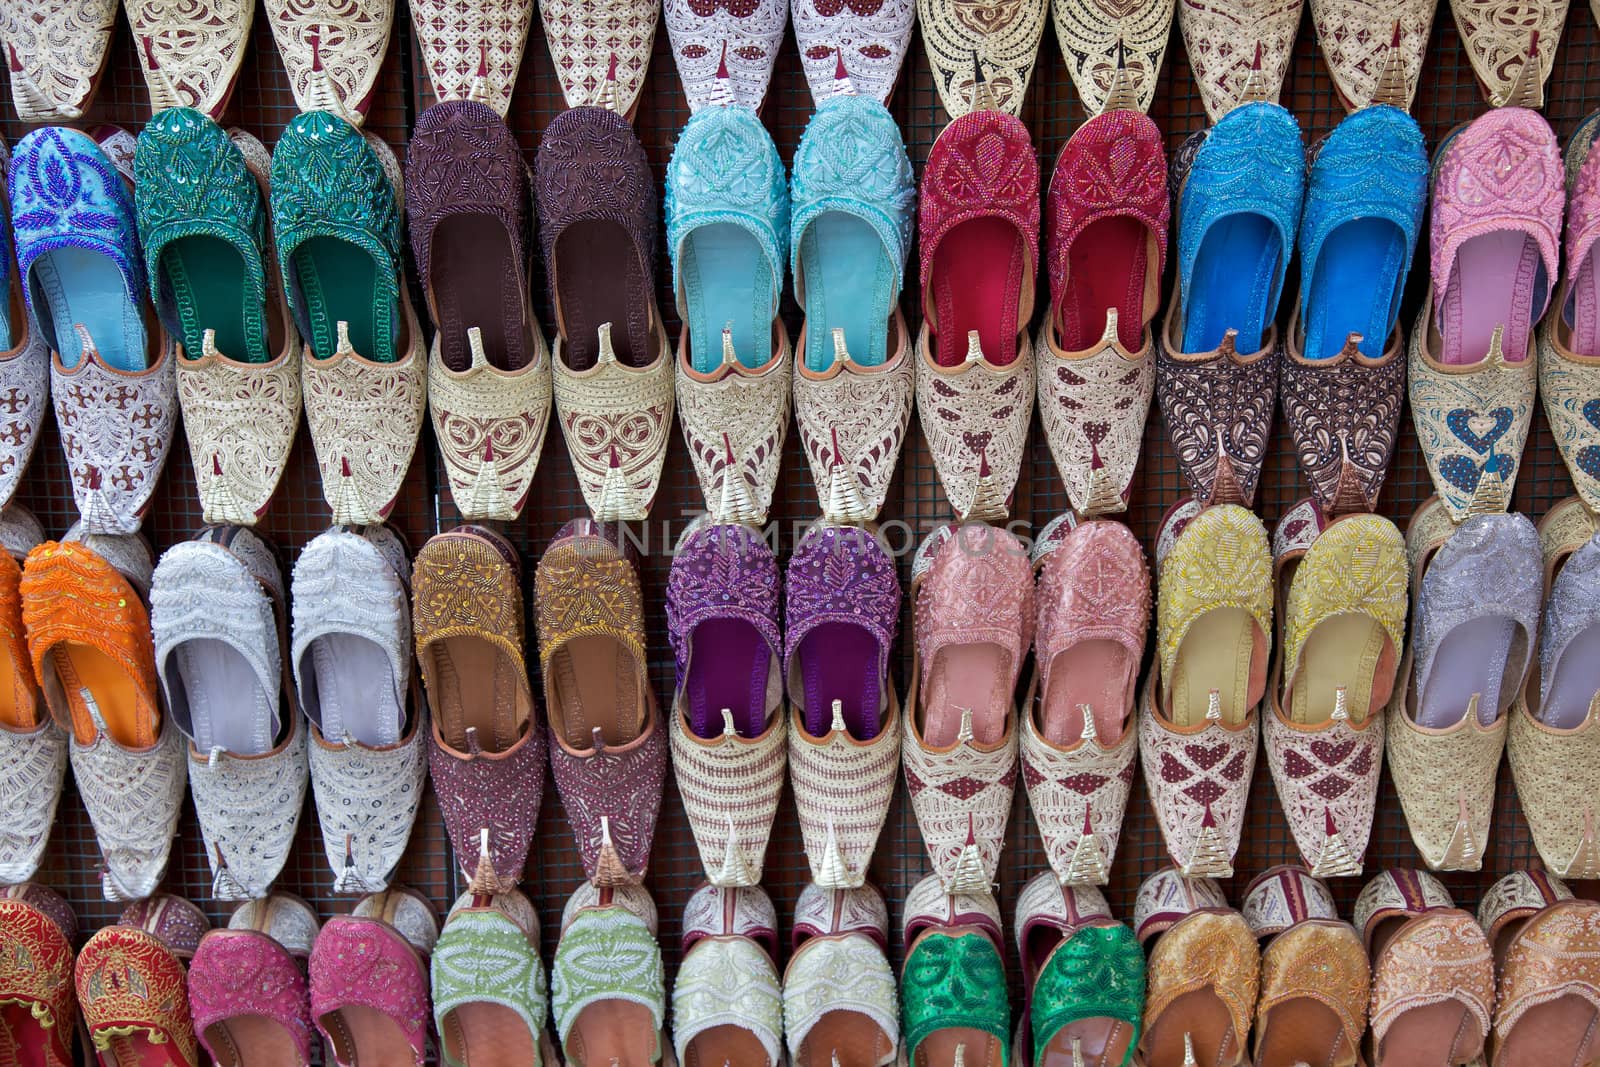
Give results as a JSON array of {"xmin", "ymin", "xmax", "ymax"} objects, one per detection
[
  {"xmin": 134, "ymin": 107, "xmax": 270, "ymax": 364},
  {"xmin": 433, "ymin": 890, "xmax": 550, "ymax": 1067},
  {"xmin": 270, "ymin": 110, "xmax": 402, "ymax": 363},
  {"xmin": 902, "ymin": 927, "xmax": 1011, "ymax": 1067},
  {"xmin": 552, "ymin": 892, "xmax": 666, "ymax": 1067}
]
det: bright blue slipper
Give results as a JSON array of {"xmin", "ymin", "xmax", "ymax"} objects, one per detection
[
  {"xmin": 10, "ymin": 126, "xmax": 148, "ymax": 371},
  {"xmin": 665, "ymin": 106, "xmax": 788, "ymax": 374},
  {"xmin": 1177, "ymin": 102, "xmax": 1305, "ymax": 356},
  {"xmin": 1297, "ymin": 105, "xmax": 1428, "ymax": 360},
  {"xmin": 790, "ymin": 94, "xmax": 914, "ymax": 372}
]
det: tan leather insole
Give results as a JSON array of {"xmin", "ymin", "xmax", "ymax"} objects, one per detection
[
  {"xmin": 1141, "ymin": 988, "xmax": 1239, "ymax": 1067},
  {"xmin": 1495, "ymin": 997, "xmax": 1600, "ymax": 1066},
  {"xmin": 203, "ymin": 1015, "xmax": 303, "ymax": 1067},
  {"xmin": 1041, "ymin": 642, "xmax": 1134, "ymax": 745},
  {"xmin": 923, "ymin": 644, "xmax": 1007, "ymax": 746},
  {"xmin": 0, "ymin": 639, "xmax": 29, "ymax": 729},
  {"xmin": 51, "ymin": 644, "xmax": 148, "ymax": 748},
  {"xmin": 916, "ymin": 1028, "xmax": 1002, "ymax": 1067},
  {"xmin": 1256, "ymin": 999, "xmax": 1352, "ymax": 1067},
  {"xmin": 1375, "ymin": 1001, "xmax": 1479, "ymax": 1066},
  {"xmin": 442, "ymin": 1003, "xmax": 538, "ymax": 1067},
  {"xmin": 323, "ymin": 1006, "xmax": 417, "ymax": 1067},
  {"xmin": 551, "ymin": 635, "xmax": 641, "ymax": 749},
  {"xmin": 566, "ymin": 1001, "xmax": 657, "ymax": 1067},
  {"xmin": 1039, "ymin": 1018, "xmax": 1133, "ymax": 1067},
  {"xmin": 797, "ymin": 1009, "xmax": 892, "ymax": 1067},
  {"xmin": 1170, "ymin": 608, "xmax": 1255, "ymax": 728},
  {"xmin": 684, "ymin": 1023, "xmax": 771, "ymax": 1067},
  {"xmin": 1289, "ymin": 614, "xmax": 1390, "ymax": 725},
  {"xmin": 428, "ymin": 636, "xmax": 524, "ymax": 752}
]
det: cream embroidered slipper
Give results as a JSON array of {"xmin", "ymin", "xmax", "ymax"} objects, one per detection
[
  {"xmin": 917, "ymin": 0, "xmax": 1047, "ymax": 117},
  {"xmin": 784, "ymin": 883, "xmax": 899, "ymax": 1067},
  {"xmin": 1051, "ymin": 0, "xmax": 1174, "ymax": 114},
  {"xmin": 264, "ymin": 0, "xmax": 396, "ymax": 124},
  {"xmin": 126, "ymin": 0, "xmax": 255, "ymax": 117},
  {"xmin": 674, "ymin": 885, "xmax": 784, "ymax": 1067},
  {"xmin": 540, "ymin": 0, "xmax": 660, "ymax": 118},
  {"xmin": 1507, "ymin": 498, "xmax": 1600, "ymax": 879},
  {"xmin": 0, "ymin": 139, "xmax": 48, "ymax": 515},
  {"xmin": 0, "ymin": 0, "xmax": 116, "ymax": 123},
  {"xmin": 410, "ymin": 0, "xmax": 534, "ymax": 115},
  {"xmin": 1177, "ymin": 0, "xmax": 1302, "ymax": 121},
  {"xmin": 1311, "ymin": 0, "xmax": 1437, "ymax": 111},
  {"xmin": 0, "ymin": 508, "xmax": 60, "ymax": 886},
  {"xmin": 1450, "ymin": 0, "xmax": 1564, "ymax": 107},
  {"xmin": 664, "ymin": 0, "xmax": 787, "ymax": 110},
  {"xmin": 792, "ymin": 0, "xmax": 916, "ymax": 105}
]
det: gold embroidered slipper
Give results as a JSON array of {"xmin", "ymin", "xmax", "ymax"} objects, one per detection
[
  {"xmin": 1176, "ymin": 0, "xmax": 1303, "ymax": 122},
  {"xmin": 1310, "ymin": 0, "xmax": 1437, "ymax": 111},
  {"xmin": 126, "ymin": 0, "xmax": 255, "ymax": 117},
  {"xmin": 0, "ymin": 0, "xmax": 117, "ymax": 123},
  {"xmin": 1050, "ymin": 0, "xmax": 1174, "ymax": 115},
  {"xmin": 1450, "ymin": 0, "xmax": 1565, "ymax": 107},
  {"xmin": 917, "ymin": 0, "xmax": 1048, "ymax": 118},
  {"xmin": 263, "ymin": 0, "xmax": 397, "ymax": 124}
]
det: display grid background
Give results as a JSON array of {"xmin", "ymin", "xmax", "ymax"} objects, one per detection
[{"xmin": 5, "ymin": 1, "xmax": 1599, "ymax": 1061}]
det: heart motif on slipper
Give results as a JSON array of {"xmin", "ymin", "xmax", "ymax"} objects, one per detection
[
  {"xmin": 1184, "ymin": 742, "xmax": 1230, "ymax": 770},
  {"xmin": 1439, "ymin": 452, "xmax": 1512, "ymax": 494},
  {"xmin": 1446, "ymin": 406, "xmax": 1513, "ymax": 454}
]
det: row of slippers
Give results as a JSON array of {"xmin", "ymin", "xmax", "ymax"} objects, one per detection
[
  {"xmin": 0, "ymin": 0, "xmax": 1578, "ymax": 128},
  {"xmin": 7, "ymin": 865, "xmax": 1598, "ymax": 1067}
]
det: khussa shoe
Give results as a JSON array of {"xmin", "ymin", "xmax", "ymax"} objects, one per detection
[
  {"xmin": 1134, "ymin": 867, "xmax": 1258, "ymax": 1067},
  {"xmin": 674, "ymin": 885, "xmax": 784, "ymax": 1067},
  {"xmin": 291, "ymin": 526, "xmax": 427, "ymax": 894},
  {"xmin": 189, "ymin": 895, "xmax": 318, "ymax": 1067},
  {"xmin": 784, "ymin": 883, "xmax": 899, "ymax": 1067},
  {"xmin": 905, "ymin": 524, "xmax": 1031, "ymax": 895},
  {"xmin": 76, "ymin": 921, "xmax": 199, "ymax": 1067},
  {"xmin": 12, "ymin": 126, "xmax": 177, "ymax": 536},
  {"xmin": 1311, "ymin": 0, "xmax": 1437, "ymax": 111},
  {"xmin": 125, "ymin": 0, "xmax": 254, "ymax": 117},
  {"xmin": 1176, "ymin": 0, "xmax": 1301, "ymax": 121},
  {"xmin": 1024, "ymin": 518, "xmax": 1148, "ymax": 887},
  {"xmin": 413, "ymin": 525, "xmax": 545, "ymax": 894},
  {"xmin": 1139, "ymin": 502, "xmax": 1270, "ymax": 879},
  {"xmin": 310, "ymin": 889, "xmax": 438, "ymax": 1067},
  {"xmin": 791, "ymin": 0, "xmax": 916, "ymax": 105},
  {"xmin": 1356, "ymin": 869, "xmax": 1493, "ymax": 1066},
  {"xmin": 152, "ymin": 526, "xmax": 308, "ymax": 901},
  {"xmin": 263, "ymin": 0, "xmax": 395, "ymax": 124},
  {"xmin": 785, "ymin": 523, "xmax": 902, "ymax": 888},
  {"xmin": 118, "ymin": 892, "xmax": 210, "ymax": 960},
  {"xmin": 1386, "ymin": 499, "xmax": 1539, "ymax": 871},
  {"xmin": 272, "ymin": 112, "xmax": 426, "ymax": 526},
  {"xmin": 22, "ymin": 535, "xmax": 187, "ymax": 902},
  {"xmin": 409, "ymin": 0, "xmax": 534, "ymax": 115},
  {"xmin": 535, "ymin": 520, "xmax": 665, "ymax": 886},
  {"xmin": 1242, "ymin": 866, "xmax": 1369, "ymax": 1067},
  {"xmin": 552, "ymin": 883, "xmax": 667, "ymax": 1067},
  {"xmin": 1479, "ymin": 870, "xmax": 1600, "ymax": 1066},
  {"xmin": 1264, "ymin": 503, "xmax": 1405, "ymax": 878},
  {"xmin": 1050, "ymin": 0, "xmax": 1174, "ymax": 114},
  {"xmin": 1450, "ymin": 0, "xmax": 1564, "ymax": 107},
  {"xmin": 433, "ymin": 889, "xmax": 552, "ymax": 1067},
  {"xmin": 664, "ymin": 0, "xmax": 788, "ymax": 110},
  {"xmin": 1159, "ymin": 103, "xmax": 1302, "ymax": 508},
  {"xmin": 0, "ymin": 507, "xmax": 62, "ymax": 886},
  {"xmin": 1038, "ymin": 110, "xmax": 1166, "ymax": 517},
  {"xmin": 138, "ymin": 114, "xmax": 303, "ymax": 526},
  {"xmin": 536, "ymin": 107, "xmax": 673, "ymax": 523},
  {"xmin": 666, "ymin": 523, "xmax": 786, "ymax": 887},
  {"xmin": 406, "ymin": 101, "xmax": 551, "ymax": 523},
  {"xmin": 1411, "ymin": 107, "xmax": 1560, "ymax": 521},
  {"xmin": 900, "ymin": 875, "xmax": 1010, "ymax": 1067},
  {"xmin": 667, "ymin": 106, "xmax": 791, "ymax": 526},
  {"xmin": 0, "ymin": 139, "xmax": 49, "ymax": 514},
  {"xmin": 917, "ymin": 0, "xmax": 1046, "ymax": 116},
  {"xmin": 0, "ymin": 0, "xmax": 116, "ymax": 123},
  {"xmin": 1014, "ymin": 874, "xmax": 1143, "ymax": 1067},
  {"xmin": 1541, "ymin": 109, "xmax": 1600, "ymax": 514},
  {"xmin": 1282, "ymin": 106, "xmax": 1426, "ymax": 516},
  {"xmin": 0, "ymin": 884, "xmax": 77, "ymax": 1067},
  {"xmin": 916, "ymin": 111, "xmax": 1039, "ymax": 521},
  {"xmin": 790, "ymin": 94, "xmax": 916, "ymax": 525},
  {"xmin": 1507, "ymin": 498, "xmax": 1600, "ymax": 878},
  {"xmin": 539, "ymin": 0, "xmax": 660, "ymax": 117}
]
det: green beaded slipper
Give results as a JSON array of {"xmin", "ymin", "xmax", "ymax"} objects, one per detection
[
  {"xmin": 433, "ymin": 889, "xmax": 553, "ymax": 1067},
  {"xmin": 901, "ymin": 875, "xmax": 1011, "ymax": 1067},
  {"xmin": 270, "ymin": 110, "xmax": 403, "ymax": 363},
  {"xmin": 134, "ymin": 107, "xmax": 271, "ymax": 364},
  {"xmin": 1015, "ymin": 873, "xmax": 1143, "ymax": 1067}
]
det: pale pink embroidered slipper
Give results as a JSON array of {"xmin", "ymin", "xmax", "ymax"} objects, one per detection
[
  {"xmin": 1024, "ymin": 518, "xmax": 1148, "ymax": 887},
  {"xmin": 791, "ymin": 0, "xmax": 916, "ymax": 105},
  {"xmin": 905, "ymin": 523, "xmax": 1033, "ymax": 895},
  {"xmin": 664, "ymin": 0, "xmax": 788, "ymax": 110}
]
